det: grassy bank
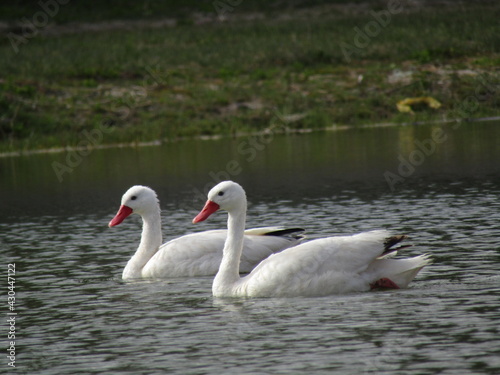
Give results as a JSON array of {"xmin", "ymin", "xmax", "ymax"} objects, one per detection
[{"xmin": 0, "ymin": 0, "xmax": 499, "ymax": 152}]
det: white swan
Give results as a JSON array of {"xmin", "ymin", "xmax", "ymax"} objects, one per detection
[
  {"xmin": 109, "ymin": 185, "xmax": 304, "ymax": 280},
  {"xmin": 193, "ymin": 181, "xmax": 432, "ymax": 297}
]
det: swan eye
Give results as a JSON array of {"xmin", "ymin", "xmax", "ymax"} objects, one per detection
[
  {"xmin": 131, "ymin": 196, "xmax": 137, "ymax": 200},
  {"xmin": 218, "ymin": 191, "xmax": 224, "ymax": 196}
]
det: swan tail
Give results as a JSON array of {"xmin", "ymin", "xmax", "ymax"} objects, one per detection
[{"xmin": 368, "ymin": 254, "xmax": 432, "ymax": 289}]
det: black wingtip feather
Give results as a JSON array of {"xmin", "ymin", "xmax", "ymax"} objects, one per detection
[
  {"xmin": 382, "ymin": 235, "xmax": 412, "ymax": 256},
  {"xmin": 264, "ymin": 228, "xmax": 305, "ymax": 240}
]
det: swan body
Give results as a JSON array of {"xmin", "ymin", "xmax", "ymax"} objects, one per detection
[
  {"xmin": 193, "ymin": 181, "xmax": 432, "ymax": 298},
  {"xmin": 109, "ymin": 185, "xmax": 304, "ymax": 280}
]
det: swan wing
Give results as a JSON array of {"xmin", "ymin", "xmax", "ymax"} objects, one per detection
[
  {"xmin": 142, "ymin": 227, "xmax": 304, "ymax": 278},
  {"xmin": 240, "ymin": 230, "xmax": 409, "ymax": 296},
  {"xmin": 240, "ymin": 226, "xmax": 304, "ymax": 272}
]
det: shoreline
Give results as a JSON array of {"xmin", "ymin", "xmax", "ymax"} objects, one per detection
[{"xmin": 2, "ymin": 115, "xmax": 498, "ymax": 159}]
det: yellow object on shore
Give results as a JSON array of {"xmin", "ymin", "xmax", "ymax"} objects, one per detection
[{"xmin": 397, "ymin": 97, "xmax": 442, "ymax": 114}]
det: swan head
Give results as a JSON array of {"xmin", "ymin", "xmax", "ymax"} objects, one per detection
[
  {"xmin": 193, "ymin": 180, "xmax": 246, "ymax": 223},
  {"xmin": 109, "ymin": 185, "xmax": 159, "ymax": 227}
]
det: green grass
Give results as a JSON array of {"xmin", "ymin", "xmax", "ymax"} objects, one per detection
[{"xmin": 0, "ymin": 1, "xmax": 499, "ymax": 152}]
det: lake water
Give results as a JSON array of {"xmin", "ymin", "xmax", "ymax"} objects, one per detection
[{"xmin": 1, "ymin": 122, "xmax": 500, "ymax": 374}]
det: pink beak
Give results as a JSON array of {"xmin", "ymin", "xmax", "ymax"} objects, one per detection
[
  {"xmin": 109, "ymin": 205, "xmax": 134, "ymax": 227},
  {"xmin": 193, "ymin": 200, "xmax": 220, "ymax": 223}
]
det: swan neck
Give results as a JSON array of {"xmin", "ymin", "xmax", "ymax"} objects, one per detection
[
  {"xmin": 123, "ymin": 209, "xmax": 162, "ymax": 279},
  {"xmin": 213, "ymin": 208, "xmax": 246, "ymax": 293}
]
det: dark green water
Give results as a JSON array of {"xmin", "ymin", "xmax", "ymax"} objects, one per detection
[{"xmin": 1, "ymin": 122, "xmax": 500, "ymax": 374}]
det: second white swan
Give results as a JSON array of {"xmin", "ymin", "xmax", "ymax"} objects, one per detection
[{"xmin": 193, "ymin": 180, "xmax": 432, "ymax": 297}]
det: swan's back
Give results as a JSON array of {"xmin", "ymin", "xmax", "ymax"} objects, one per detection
[{"xmin": 237, "ymin": 230, "xmax": 430, "ymax": 297}]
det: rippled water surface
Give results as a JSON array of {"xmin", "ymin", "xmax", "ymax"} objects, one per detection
[{"xmin": 2, "ymin": 123, "xmax": 500, "ymax": 374}]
